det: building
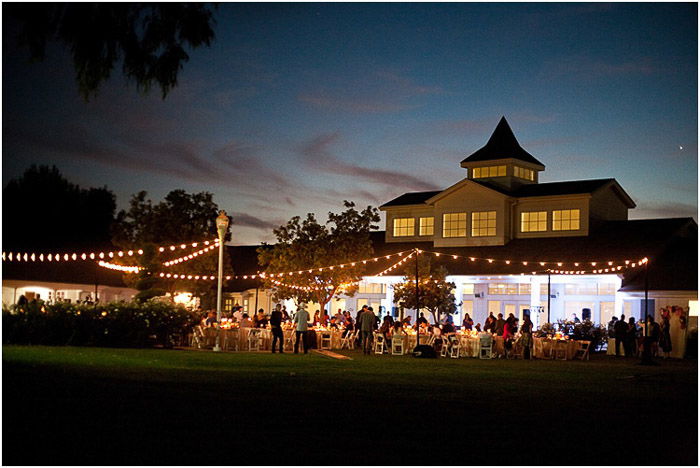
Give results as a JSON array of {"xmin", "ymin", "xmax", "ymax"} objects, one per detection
[{"xmin": 2, "ymin": 118, "xmax": 696, "ymax": 357}]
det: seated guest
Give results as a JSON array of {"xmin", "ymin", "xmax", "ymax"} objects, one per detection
[
  {"xmin": 343, "ymin": 317, "xmax": 355, "ymax": 337},
  {"xmin": 402, "ymin": 316, "xmax": 412, "ymax": 328},
  {"xmin": 483, "ymin": 312, "xmax": 496, "ymax": 333},
  {"xmin": 391, "ymin": 322, "xmax": 404, "ymax": 336},
  {"xmin": 240, "ymin": 313, "xmax": 253, "ymax": 328},
  {"xmin": 443, "ymin": 320, "xmax": 455, "ymax": 334},
  {"xmin": 475, "ymin": 323, "xmax": 482, "ymax": 332},
  {"xmin": 329, "ymin": 317, "xmax": 339, "ymax": 329},
  {"xmin": 378, "ymin": 317, "xmax": 392, "ymax": 341},
  {"xmin": 255, "ymin": 309, "xmax": 268, "ymax": 328},
  {"xmin": 204, "ymin": 311, "xmax": 218, "ymax": 327}
]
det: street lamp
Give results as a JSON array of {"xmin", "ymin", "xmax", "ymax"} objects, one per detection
[{"xmin": 213, "ymin": 210, "xmax": 229, "ymax": 352}]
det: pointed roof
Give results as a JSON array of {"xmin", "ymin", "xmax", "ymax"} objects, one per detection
[{"xmin": 460, "ymin": 116, "xmax": 545, "ymax": 168}]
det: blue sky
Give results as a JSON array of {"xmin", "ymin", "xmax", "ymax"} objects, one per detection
[{"xmin": 3, "ymin": 3, "xmax": 697, "ymax": 245}]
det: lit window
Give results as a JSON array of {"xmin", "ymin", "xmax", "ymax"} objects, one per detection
[
  {"xmin": 518, "ymin": 283, "xmax": 531, "ymax": 295},
  {"xmin": 488, "ymin": 283, "xmax": 518, "ymax": 295},
  {"xmin": 462, "ymin": 283, "xmax": 475, "ymax": 295},
  {"xmin": 472, "ymin": 211, "xmax": 497, "ymax": 237},
  {"xmin": 473, "ymin": 165, "xmax": 506, "ymax": 178},
  {"xmin": 521, "ymin": 211, "xmax": 547, "ymax": 233},
  {"xmin": 358, "ymin": 281, "xmax": 387, "ymax": 294},
  {"xmin": 514, "ymin": 166, "xmax": 535, "ymax": 181},
  {"xmin": 393, "ymin": 217, "xmax": 415, "ymax": 237},
  {"xmin": 442, "ymin": 213, "xmax": 467, "ymax": 238},
  {"xmin": 552, "ymin": 209, "xmax": 580, "ymax": 231},
  {"xmin": 419, "ymin": 217, "xmax": 434, "ymax": 236},
  {"xmin": 598, "ymin": 283, "xmax": 617, "ymax": 295}
]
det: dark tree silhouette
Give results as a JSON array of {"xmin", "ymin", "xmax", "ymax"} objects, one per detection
[
  {"xmin": 6, "ymin": 3, "xmax": 216, "ymax": 100},
  {"xmin": 3, "ymin": 165, "xmax": 117, "ymax": 250}
]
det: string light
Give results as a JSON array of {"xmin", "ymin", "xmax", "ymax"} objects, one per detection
[
  {"xmin": 162, "ymin": 241, "xmax": 219, "ymax": 267},
  {"xmin": 98, "ymin": 261, "xmax": 142, "ymax": 273}
]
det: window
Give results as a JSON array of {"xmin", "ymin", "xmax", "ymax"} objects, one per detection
[
  {"xmin": 552, "ymin": 209, "xmax": 580, "ymax": 231},
  {"xmin": 518, "ymin": 283, "xmax": 531, "ymax": 295},
  {"xmin": 598, "ymin": 283, "xmax": 617, "ymax": 295},
  {"xmin": 462, "ymin": 283, "xmax": 475, "ymax": 295},
  {"xmin": 224, "ymin": 298, "xmax": 233, "ymax": 312},
  {"xmin": 473, "ymin": 165, "xmax": 507, "ymax": 178},
  {"xmin": 564, "ymin": 283, "xmax": 598, "ymax": 295},
  {"xmin": 488, "ymin": 283, "xmax": 518, "ymax": 295},
  {"xmin": 419, "ymin": 217, "xmax": 434, "ymax": 236},
  {"xmin": 514, "ymin": 166, "xmax": 535, "ymax": 181},
  {"xmin": 442, "ymin": 213, "xmax": 467, "ymax": 237},
  {"xmin": 393, "ymin": 217, "xmax": 415, "ymax": 237},
  {"xmin": 487, "ymin": 301, "xmax": 501, "ymax": 315},
  {"xmin": 471, "ymin": 211, "xmax": 497, "ymax": 237},
  {"xmin": 358, "ymin": 281, "xmax": 386, "ymax": 294},
  {"xmin": 600, "ymin": 302, "xmax": 615, "ymax": 324},
  {"xmin": 521, "ymin": 211, "xmax": 547, "ymax": 232},
  {"xmin": 565, "ymin": 301, "xmax": 595, "ymax": 321}
]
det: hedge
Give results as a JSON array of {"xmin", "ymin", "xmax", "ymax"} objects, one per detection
[{"xmin": 3, "ymin": 300, "xmax": 201, "ymax": 348}]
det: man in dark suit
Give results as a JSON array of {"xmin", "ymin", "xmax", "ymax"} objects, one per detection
[
  {"xmin": 614, "ymin": 314, "xmax": 627, "ymax": 356},
  {"xmin": 270, "ymin": 304, "xmax": 284, "ymax": 353}
]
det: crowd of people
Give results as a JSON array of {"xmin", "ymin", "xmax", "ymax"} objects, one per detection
[{"xmin": 607, "ymin": 306, "xmax": 686, "ymax": 359}]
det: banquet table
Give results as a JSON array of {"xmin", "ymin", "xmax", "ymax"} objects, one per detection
[
  {"xmin": 533, "ymin": 337, "xmax": 577, "ymax": 359},
  {"xmin": 456, "ymin": 334, "xmax": 480, "ymax": 357},
  {"xmin": 204, "ymin": 327, "xmax": 273, "ymax": 351}
]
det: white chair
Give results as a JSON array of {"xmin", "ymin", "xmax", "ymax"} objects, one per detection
[
  {"xmin": 449, "ymin": 335, "xmax": 461, "ymax": 359},
  {"xmin": 440, "ymin": 336, "xmax": 451, "ymax": 357},
  {"xmin": 573, "ymin": 340, "xmax": 591, "ymax": 360},
  {"xmin": 391, "ymin": 335, "xmax": 405, "ymax": 355},
  {"xmin": 223, "ymin": 328, "xmax": 239, "ymax": 351},
  {"xmin": 339, "ymin": 330, "xmax": 355, "ymax": 350},
  {"xmin": 190, "ymin": 325, "xmax": 206, "ymax": 349},
  {"xmin": 479, "ymin": 334, "xmax": 493, "ymax": 359},
  {"xmin": 373, "ymin": 333, "xmax": 386, "ymax": 354},
  {"xmin": 248, "ymin": 329, "xmax": 263, "ymax": 351},
  {"xmin": 319, "ymin": 331, "xmax": 333, "ymax": 350}
]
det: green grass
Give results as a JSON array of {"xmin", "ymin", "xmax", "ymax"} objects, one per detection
[{"xmin": 3, "ymin": 346, "xmax": 697, "ymax": 465}]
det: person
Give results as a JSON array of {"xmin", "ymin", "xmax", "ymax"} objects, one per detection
[
  {"xmin": 494, "ymin": 313, "xmax": 506, "ymax": 336},
  {"xmin": 608, "ymin": 316, "xmax": 618, "ymax": 339},
  {"xmin": 359, "ymin": 305, "xmax": 377, "ymax": 355},
  {"xmin": 659, "ymin": 312, "xmax": 672, "ymax": 358},
  {"xmin": 462, "ymin": 313, "xmax": 474, "ymax": 331},
  {"xmin": 417, "ymin": 313, "xmax": 428, "ymax": 327},
  {"xmin": 502, "ymin": 315, "xmax": 516, "ymax": 358},
  {"xmin": 614, "ymin": 313, "xmax": 627, "ymax": 356},
  {"xmin": 356, "ymin": 305, "xmax": 367, "ymax": 325},
  {"xmin": 378, "ymin": 316, "xmax": 392, "ymax": 343},
  {"xmin": 572, "ymin": 313, "xmax": 581, "ymax": 323},
  {"xmin": 475, "ymin": 323, "xmax": 482, "ymax": 332},
  {"xmin": 313, "ymin": 310, "xmax": 320, "ymax": 325},
  {"xmin": 281, "ymin": 306, "xmax": 290, "ymax": 321},
  {"xmin": 256, "ymin": 308, "xmax": 268, "ymax": 328},
  {"xmin": 335, "ymin": 308, "xmax": 344, "ymax": 323},
  {"xmin": 343, "ymin": 315, "xmax": 355, "ymax": 338},
  {"xmin": 294, "ymin": 306, "xmax": 310, "ymax": 354},
  {"xmin": 204, "ymin": 311, "xmax": 218, "ymax": 327},
  {"xmin": 270, "ymin": 305, "xmax": 284, "ymax": 353},
  {"xmin": 402, "ymin": 316, "xmax": 412, "ymax": 328},
  {"xmin": 442, "ymin": 320, "xmax": 455, "ymax": 334},
  {"xmin": 483, "ymin": 312, "xmax": 496, "ymax": 333},
  {"xmin": 233, "ymin": 306, "xmax": 244, "ymax": 323},
  {"xmin": 240, "ymin": 313, "xmax": 253, "ymax": 328},
  {"xmin": 368, "ymin": 307, "xmax": 380, "ymax": 329},
  {"xmin": 646, "ymin": 315, "xmax": 660, "ymax": 357},
  {"xmin": 520, "ymin": 315, "xmax": 534, "ymax": 359},
  {"xmin": 624, "ymin": 317, "xmax": 638, "ymax": 358}
]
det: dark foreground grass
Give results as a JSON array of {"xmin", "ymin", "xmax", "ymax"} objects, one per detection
[{"xmin": 3, "ymin": 346, "xmax": 697, "ymax": 466}]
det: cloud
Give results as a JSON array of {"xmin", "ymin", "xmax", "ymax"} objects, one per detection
[
  {"xmin": 299, "ymin": 132, "xmax": 442, "ymax": 192},
  {"xmin": 229, "ymin": 212, "xmax": 280, "ymax": 231},
  {"xmin": 631, "ymin": 201, "xmax": 698, "ymax": 220},
  {"xmin": 298, "ymin": 69, "xmax": 441, "ymax": 114},
  {"xmin": 540, "ymin": 56, "xmax": 655, "ymax": 80}
]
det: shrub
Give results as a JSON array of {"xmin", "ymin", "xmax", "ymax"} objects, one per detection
[{"xmin": 2, "ymin": 300, "xmax": 200, "ymax": 348}]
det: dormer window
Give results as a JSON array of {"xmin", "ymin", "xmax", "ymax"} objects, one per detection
[
  {"xmin": 472, "ymin": 165, "xmax": 506, "ymax": 178},
  {"xmin": 514, "ymin": 166, "xmax": 535, "ymax": 181}
]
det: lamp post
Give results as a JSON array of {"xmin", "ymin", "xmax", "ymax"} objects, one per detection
[{"xmin": 213, "ymin": 210, "xmax": 229, "ymax": 352}]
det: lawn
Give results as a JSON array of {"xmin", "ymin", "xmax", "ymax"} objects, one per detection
[{"xmin": 3, "ymin": 346, "xmax": 697, "ymax": 465}]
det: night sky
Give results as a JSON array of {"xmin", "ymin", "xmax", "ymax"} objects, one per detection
[{"xmin": 3, "ymin": 3, "xmax": 697, "ymax": 245}]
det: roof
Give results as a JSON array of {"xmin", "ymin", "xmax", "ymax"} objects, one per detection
[
  {"xmin": 4, "ymin": 219, "xmax": 695, "ymax": 294},
  {"xmin": 380, "ymin": 191, "xmax": 442, "ymax": 209},
  {"xmin": 460, "ymin": 116, "xmax": 545, "ymax": 167}
]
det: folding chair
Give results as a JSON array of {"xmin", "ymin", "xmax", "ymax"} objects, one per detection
[
  {"xmin": 191, "ymin": 325, "xmax": 206, "ymax": 349},
  {"xmin": 373, "ymin": 333, "xmax": 386, "ymax": 354},
  {"xmin": 319, "ymin": 331, "xmax": 333, "ymax": 350},
  {"xmin": 248, "ymin": 328, "xmax": 263, "ymax": 351},
  {"xmin": 553, "ymin": 340, "xmax": 568, "ymax": 360},
  {"xmin": 479, "ymin": 334, "xmax": 493, "ymax": 359},
  {"xmin": 573, "ymin": 340, "xmax": 591, "ymax": 360},
  {"xmin": 223, "ymin": 328, "xmax": 239, "ymax": 351},
  {"xmin": 449, "ymin": 335, "xmax": 461, "ymax": 358},
  {"xmin": 440, "ymin": 336, "xmax": 451, "ymax": 357},
  {"xmin": 391, "ymin": 335, "xmax": 405, "ymax": 355}
]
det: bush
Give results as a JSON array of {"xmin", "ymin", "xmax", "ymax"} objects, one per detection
[{"xmin": 2, "ymin": 300, "xmax": 200, "ymax": 348}]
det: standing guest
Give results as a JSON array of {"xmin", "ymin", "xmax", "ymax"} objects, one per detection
[
  {"xmin": 417, "ymin": 313, "xmax": 428, "ymax": 327},
  {"xmin": 270, "ymin": 305, "xmax": 284, "ymax": 353},
  {"xmin": 281, "ymin": 305, "xmax": 290, "ymax": 321},
  {"xmin": 646, "ymin": 315, "xmax": 661, "ymax": 357},
  {"xmin": 494, "ymin": 313, "xmax": 506, "ymax": 336},
  {"xmin": 359, "ymin": 305, "xmax": 377, "ymax": 355},
  {"xmin": 233, "ymin": 306, "xmax": 244, "ymax": 324},
  {"xmin": 659, "ymin": 311, "xmax": 673, "ymax": 359},
  {"xmin": 483, "ymin": 312, "xmax": 496, "ymax": 333},
  {"xmin": 462, "ymin": 313, "xmax": 474, "ymax": 331},
  {"xmin": 520, "ymin": 315, "xmax": 534, "ymax": 359},
  {"xmin": 475, "ymin": 323, "xmax": 482, "ymax": 332},
  {"xmin": 443, "ymin": 319, "xmax": 455, "ymax": 334},
  {"xmin": 356, "ymin": 305, "xmax": 367, "ymax": 324},
  {"xmin": 624, "ymin": 317, "xmax": 638, "ymax": 357},
  {"xmin": 294, "ymin": 306, "xmax": 310, "ymax": 354},
  {"xmin": 614, "ymin": 314, "xmax": 627, "ymax": 356},
  {"xmin": 334, "ymin": 308, "xmax": 344, "ymax": 323},
  {"xmin": 368, "ymin": 307, "xmax": 379, "ymax": 329},
  {"xmin": 502, "ymin": 315, "xmax": 516, "ymax": 358},
  {"xmin": 313, "ymin": 310, "xmax": 321, "ymax": 325},
  {"xmin": 608, "ymin": 316, "xmax": 618, "ymax": 339}
]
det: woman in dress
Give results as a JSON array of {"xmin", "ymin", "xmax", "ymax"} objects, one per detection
[{"xmin": 462, "ymin": 313, "xmax": 474, "ymax": 331}]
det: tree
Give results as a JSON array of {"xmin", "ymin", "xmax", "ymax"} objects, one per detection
[
  {"xmin": 111, "ymin": 189, "xmax": 232, "ymax": 303},
  {"xmin": 3, "ymin": 165, "xmax": 116, "ymax": 250},
  {"xmin": 392, "ymin": 254, "xmax": 458, "ymax": 325},
  {"xmin": 257, "ymin": 201, "xmax": 380, "ymax": 323},
  {"xmin": 6, "ymin": 3, "xmax": 216, "ymax": 100}
]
